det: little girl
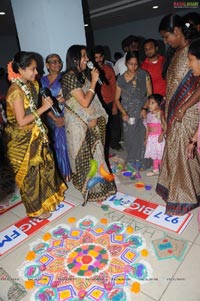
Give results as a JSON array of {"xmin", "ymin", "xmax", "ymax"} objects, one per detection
[{"xmin": 144, "ymin": 94, "xmax": 167, "ymax": 176}]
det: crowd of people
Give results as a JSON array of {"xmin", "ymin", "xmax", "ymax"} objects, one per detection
[{"xmin": 1, "ymin": 12, "xmax": 200, "ymax": 225}]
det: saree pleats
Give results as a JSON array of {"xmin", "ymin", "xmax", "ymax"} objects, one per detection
[
  {"xmin": 71, "ymin": 117, "xmax": 116, "ymax": 202},
  {"xmin": 6, "ymin": 123, "xmax": 66, "ymax": 216}
]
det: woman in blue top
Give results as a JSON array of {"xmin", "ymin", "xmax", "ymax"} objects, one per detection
[{"xmin": 41, "ymin": 53, "xmax": 71, "ymax": 181}]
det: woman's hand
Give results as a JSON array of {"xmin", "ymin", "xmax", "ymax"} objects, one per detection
[
  {"xmin": 56, "ymin": 90, "xmax": 65, "ymax": 103},
  {"xmin": 186, "ymin": 143, "xmax": 196, "ymax": 160},
  {"xmin": 122, "ymin": 112, "xmax": 129, "ymax": 122},
  {"xmin": 54, "ymin": 116, "xmax": 65, "ymax": 127},
  {"xmin": 88, "ymin": 118, "xmax": 97, "ymax": 128},
  {"xmin": 175, "ymin": 107, "xmax": 186, "ymax": 122},
  {"xmin": 56, "ymin": 94, "xmax": 65, "ymax": 103},
  {"xmin": 91, "ymin": 68, "xmax": 99, "ymax": 85},
  {"xmin": 140, "ymin": 109, "xmax": 147, "ymax": 119},
  {"xmin": 42, "ymin": 96, "xmax": 53, "ymax": 111}
]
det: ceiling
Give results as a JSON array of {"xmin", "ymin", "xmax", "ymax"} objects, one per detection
[
  {"xmin": 0, "ymin": 0, "xmax": 190, "ymax": 36},
  {"xmin": 85, "ymin": 0, "xmax": 189, "ymax": 30},
  {"xmin": 0, "ymin": 0, "xmax": 17, "ymax": 36}
]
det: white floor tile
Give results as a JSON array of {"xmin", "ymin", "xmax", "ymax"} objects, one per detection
[
  {"xmin": 194, "ymin": 232, "xmax": 200, "ymax": 245},
  {"xmin": 0, "ymin": 149, "xmax": 199, "ymax": 301},
  {"xmin": 0, "ymin": 211, "xmax": 21, "ymax": 230},
  {"xmin": 10, "ymin": 203, "xmax": 26, "ymax": 218},
  {"xmin": 160, "ymin": 243, "xmax": 200, "ymax": 301}
]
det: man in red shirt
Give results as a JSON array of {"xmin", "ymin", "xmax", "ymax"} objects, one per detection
[
  {"xmin": 141, "ymin": 39, "xmax": 166, "ymax": 97},
  {"xmin": 91, "ymin": 45, "xmax": 122, "ymax": 160}
]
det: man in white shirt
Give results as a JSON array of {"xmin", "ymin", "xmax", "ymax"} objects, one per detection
[{"xmin": 114, "ymin": 35, "xmax": 140, "ymax": 76}]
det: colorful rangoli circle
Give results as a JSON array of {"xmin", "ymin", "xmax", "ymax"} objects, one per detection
[
  {"xmin": 66, "ymin": 243, "xmax": 109, "ymax": 277},
  {"xmin": 18, "ymin": 217, "xmax": 151, "ymax": 301}
]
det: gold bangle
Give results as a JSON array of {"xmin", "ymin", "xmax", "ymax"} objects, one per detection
[
  {"xmin": 88, "ymin": 88, "xmax": 95, "ymax": 94},
  {"xmin": 121, "ymin": 110, "xmax": 126, "ymax": 116},
  {"xmin": 32, "ymin": 110, "xmax": 39, "ymax": 120}
]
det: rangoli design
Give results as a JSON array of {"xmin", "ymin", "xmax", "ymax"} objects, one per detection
[
  {"xmin": 152, "ymin": 235, "xmax": 187, "ymax": 261},
  {"xmin": 18, "ymin": 216, "xmax": 152, "ymax": 301}
]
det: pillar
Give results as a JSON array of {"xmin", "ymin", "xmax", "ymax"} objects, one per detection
[{"xmin": 11, "ymin": 0, "xmax": 86, "ymax": 73}]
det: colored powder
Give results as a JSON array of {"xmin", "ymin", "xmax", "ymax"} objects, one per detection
[
  {"xmin": 135, "ymin": 182, "xmax": 145, "ymax": 188},
  {"xmin": 145, "ymin": 185, "xmax": 152, "ymax": 190},
  {"xmin": 122, "ymin": 171, "xmax": 132, "ymax": 177}
]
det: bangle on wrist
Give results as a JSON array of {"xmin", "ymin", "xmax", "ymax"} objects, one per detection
[
  {"xmin": 32, "ymin": 110, "xmax": 39, "ymax": 120},
  {"xmin": 88, "ymin": 88, "xmax": 95, "ymax": 94},
  {"xmin": 121, "ymin": 110, "xmax": 127, "ymax": 116},
  {"xmin": 141, "ymin": 107, "xmax": 148, "ymax": 111}
]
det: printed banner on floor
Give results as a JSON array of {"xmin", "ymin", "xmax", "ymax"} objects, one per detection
[
  {"xmin": 102, "ymin": 192, "xmax": 193, "ymax": 234},
  {"xmin": 0, "ymin": 201, "xmax": 76, "ymax": 256}
]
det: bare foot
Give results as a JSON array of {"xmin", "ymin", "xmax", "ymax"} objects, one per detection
[
  {"xmin": 35, "ymin": 212, "xmax": 52, "ymax": 220},
  {"xmin": 62, "ymin": 174, "xmax": 70, "ymax": 182},
  {"xmin": 65, "ymin": 175, "xmax": 71, "ymax": 182}
]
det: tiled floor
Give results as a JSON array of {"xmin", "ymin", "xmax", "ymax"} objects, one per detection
[{"xmin": 0, "ymin": 148, "xmax": 200, "ymax": 301}]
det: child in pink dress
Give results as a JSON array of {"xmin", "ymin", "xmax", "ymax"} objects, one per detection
[{"xmin": 144, "ymin": 94, "xmax": 167, "ymax": 176}]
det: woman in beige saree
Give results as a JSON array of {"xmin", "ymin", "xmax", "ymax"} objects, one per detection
[
  {"xmin": 61, "ymin": 45, "xmax": 117, "ymax": 205},
  {"xmin": 156, "ymin": 15, "xmax": 200, "ymax": 215},
  {"xmin": 6, "ymin": 51, "xmax": 67, "ymax": 219}
]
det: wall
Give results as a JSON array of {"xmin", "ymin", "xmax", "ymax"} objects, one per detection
[
  {"xmin": 0, "ymin": 36, "xmax": 19, "ymax": 69},
  {"xmin": 11, "ymin": 0, "xmax": 86, "ymax": 73},
  {"xmin": 93, "ymin": 9, "xmax": 192, "ymax": 61},
  {"xmin": 1, "ymin": 6, "xmax": 193, "ymax": 68}
]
